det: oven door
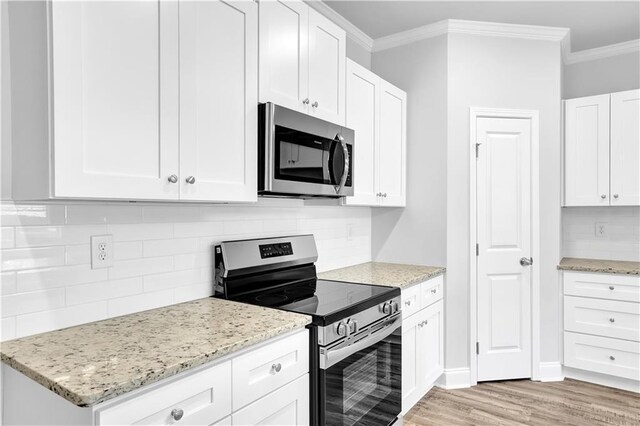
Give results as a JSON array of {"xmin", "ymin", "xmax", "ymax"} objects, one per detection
[{"xmin": 319, "ymin": 315, "xmax": 401, "ymax": 426}]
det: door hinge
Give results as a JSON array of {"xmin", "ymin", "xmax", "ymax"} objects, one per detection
[
  {"xmin": 476, "ymin": 243, "xmax": 479, "ymax": 256},
  {"xmin": 475, "ymin": 142, "xmax": 481, "ymax": 158},
  {"xmin": 476, "ymin": 342, "xmax": 479, "ymax": 355}
]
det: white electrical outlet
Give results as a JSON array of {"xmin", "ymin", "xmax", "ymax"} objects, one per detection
[
  {"xmin": 91, "ymin": 235, "xmax": 114, "ymax": 269},
  {"xmin": 595, "ymin": 222, "xmax": 608, "ymax": 238}
]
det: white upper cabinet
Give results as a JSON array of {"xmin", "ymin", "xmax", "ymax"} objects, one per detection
[
  {"xmin": 10, "ymin": 0, "xmax": 257, "ymax": 202},
  {"xmin": 610, "ymin": 89, "xmax": 640, "ymax": 206},
  {"xmin": 179, "ymin": 0, "xmax": 257, "ymax": 202},
  {"xmin": 344, "ymin": 60, "xmax": 406, "ymax": 207},
  {"xmin": 259, "ymin": 0, "xmax": 346, "ymax": 125},
  {"xmin": 51, "ymin": 1, "xmax": 179, "ymax": 200},
  {"xmin": 564, "ymin": 90, "xmax": 639, "ymax": 207}
]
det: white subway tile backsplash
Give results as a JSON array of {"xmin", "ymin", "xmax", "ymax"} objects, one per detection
[{"xmin": 1, "ymin": 201, "xmax": 371, "ymax": 340}]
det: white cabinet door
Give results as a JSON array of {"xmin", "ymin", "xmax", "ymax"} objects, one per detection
[
  {"xmin": 401, "ymin": 308, "xmax": 421, "ymax": 415},
  {"xmin": 307, "ymin": 8, "xmax": 346, "ymax": 125},
  {"xmin": 232, "ymin": 374, "xmax": 309, "ymax": 425},
  {"xmin": 179, "ymin": 0, "xmax": 257, "ymax": 202},
  {"xmin": 417, "ymin": 300, "xmax": 444, "ymax": 390},
  {"xmin": 51, "ymin": 1, "xmax": 179, "ymax": 200},
  {"xmin": 378, "ymin": 81, "xmax": 406, "ymax": 206},
  {"xmin": 259, "ymin": 0, "xmax": 309, "ymax": 114},
  {"xmin": 610, "ymin": 89, "xmax": 640, "ymax": 206},
  {"xmin": 344, "ymin": 59, "xmax": 379, "ymax": 206},
  {"xmin": 564, "ymin": 94, "xmax": 611, "ymax": 206}
]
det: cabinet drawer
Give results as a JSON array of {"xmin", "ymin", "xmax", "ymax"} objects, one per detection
[
  {"xmin": 564, "ymin": 332, "xmax": 640, "ymax": 381},
  {"xmin": 232, "ymin": 374, "xmax": 309, "ymax": 426},
  {"xmin": 97, "ymin": 360, "xmax": 231, "ymax": 425},
  {"xmin": 565, "ymin": 296, "xmax": 640, "ymax": 342},
  {"xmin": 564, "ymin": 271, "xmax": 640, "ymax": 303},
  {"xmin": 232, "ymin": 329, "xmax": 309, "ymax": 411},
  {"xmin": 421, "ymin": 275, "xmax": 444, "ymax": 308},
  {"xmin": 401, "ymin": 283, "xmax": 421, "ymax": 319}
]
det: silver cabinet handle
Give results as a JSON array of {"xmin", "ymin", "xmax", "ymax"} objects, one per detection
[
  {"xmin": 609, "ymin": 317, "xmax": 615, "ymax": 323},
  {"xmin": 601, "ymin": 194, "xmax": 607, "ymax": 199},
  {"xmin": 271, "ymin": 363, "xmax": 282, "ymax": 373},
  {"xmin": 609, "ymin": 286, "xmax": 615, "ymax": 290},
  {"xmin": 302, "ymin": 98, "xmax": 309, "ymax": 105},
  {"xmin": 167, "ymin": 174, "xmax": 178, "ymax": 183},
  {"xmin": 520, "ymin": 257, "xmax": 533, "ymax": 266},
  {"xmin": 312, "ymin": 101, "xmax": 319, "ymax": 108},
  {"xmin": 613, "ymin": 194, "xmax": 619, "ymax": 199},
  {"xmin": 185, "ymin": 176, "xmax": 196, "ymax": 184},
  {"xmin": 418, "ymin": 320, "xmax": 428, "ymax": 327},
  {"xmin": 609, "ymin": 355, "xmax": 615, "ymax": 361},
  {"xmin": 171, "ymin": 408, "xmax": 184, "ymax": 421}
]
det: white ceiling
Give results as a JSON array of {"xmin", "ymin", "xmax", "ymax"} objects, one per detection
[{"xmin": 325, "ymin": 1, "xmax": 640, "ymax": 52}]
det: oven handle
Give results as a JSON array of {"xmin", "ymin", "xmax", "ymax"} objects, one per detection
[
  {"xmin": 334, "ymin": 133, "xmax": 350, "ymax": 195},
  {"xmin": 320, "ymin": 314, "xmax": 401, "ymax": 370}
]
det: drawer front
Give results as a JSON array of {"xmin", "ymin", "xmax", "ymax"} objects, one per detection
[
  {"xmin": 97, "ymin": 360, "xmax": 231, "ymax": 426},
  {"xmin": 564, "ymin": 271, "xmax": 640, "ymax": 303},
  {"xmin": 232, "ymin": 374, "xmax": 309, "ymax": 426},
  {"xmin": 401, "ymin": 283, "xmax": 421, "ymax": 319},
  {"xmin": 564, "ymin": 332, "xmax": 640, "ymax": 381},
  {"xmin": 232, "ymin": 329, "xmax": 309, "ymax": 411},
  {"xmin": 565, "ymin": 296, "xmax": 640, "ymax": 342},
  {"xmin": 421, "ymin": 275, "xmax": 444, "ymax": 308}
]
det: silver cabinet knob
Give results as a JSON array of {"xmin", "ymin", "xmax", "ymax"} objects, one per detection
[
  {"xmin": 312, "ymin": 101, "xmax": 319, "ymax": 108},
  {"xmin": 609, "ymin": 355, "xmax": 615, "ymax": 361},
  {"xmin": 185, "ymin": 176, "xmax": 196, "ymax": 184},
  {"xmin": 418, "ymin": 320, "xmax": 429, "ymax": 328},
  {"xmin": 383, "ymin": 193, "xmax": 387, "ymax": 197},
  {"xmin": 609, "ymin": 317, "xmax": 615, "ymax": 323},
  {"xmin": 609, "ymin": 286, "xmax": 615, "ymax": 290},
  {"xmin": 431, "ymin": 288, "xmax": 437, "ymax": 294},
  {"xmin": 405, "ymin": 300, "xmax": 411, "ymax": 306},
  {"xmin": 271, "ymin": 363, "xmax": 282, "ymax": 373},
  {"xmin": 171, "ymin": 408, "xmax": 184, "ymax": 421},
  {"xmin": 613, "ymin": 194, "xmax": 619, "ymax": 199},
  {"xmin": 302, "ymin": 98, "xmax": 309, "ymax": 105},
  {"xmin": 601, "ymin": 194, "xmax": 607, "ymax": 199},
  {"xmin": 167, "ymin": 174, "xmax": 178, "ymax": 183},
  {"xmin": 520, "ymin": 257, "xmax": 533, "ymax": 266}
]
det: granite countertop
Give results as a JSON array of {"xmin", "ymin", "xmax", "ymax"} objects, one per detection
[
  {"xmin": 558, "ymin": 257, "xmax": 640, "ymax": 275},
  {"xmin": 0, "ymin": 298, "xmax": 311, "ymax": 407},
  {"xmin": 319, "ymin": 262, "xmax": 446, "ymax": 289}
]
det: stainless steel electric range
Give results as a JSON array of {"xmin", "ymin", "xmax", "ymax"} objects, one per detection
[{"xmin": 214, "ymin": 234, "xmax": 402, "ymax": 426}]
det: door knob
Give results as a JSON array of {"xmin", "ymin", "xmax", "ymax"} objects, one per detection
[
  {"xmin": 185, "ymin": 176, "xmax": 196, "ymax": 184},
  {"xmin": 520, "ymin": 257, "xmax": 533, "ymax": 266}
]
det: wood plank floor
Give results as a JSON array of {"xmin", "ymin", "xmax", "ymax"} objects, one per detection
[{"xmin": 404, "ymin": 379, "xmax": 640, "ymax": 426}]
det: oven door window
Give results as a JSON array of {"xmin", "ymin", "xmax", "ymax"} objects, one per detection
[
  {"xmin": 320, "ymin": 328, "xmax": 401, "ymax": 426},
  {"xmin": 274, "ymin": 125, "xmax": 345, "ymax": 185}
]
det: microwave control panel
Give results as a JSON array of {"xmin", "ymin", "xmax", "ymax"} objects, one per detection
[{"xmin": 259, "ymin": 242, "xmax": 293, "ymax": 259}]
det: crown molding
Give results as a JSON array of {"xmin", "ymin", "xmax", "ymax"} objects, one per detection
[
  {"xmin": 304, "ymin": 0, "xmax": 374, "ymax": 52},
  {"xmin": 565, "ymin": 39, "xmax": 640, "ymax": 65},
  {"xmin": 372, "ymin": 19, "xmax": 570, "ymax": 52}
]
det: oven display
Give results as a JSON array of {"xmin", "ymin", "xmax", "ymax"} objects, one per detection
[{"xmin": 259, "ymin": 242, "xmax": 293, "ymax": 259}]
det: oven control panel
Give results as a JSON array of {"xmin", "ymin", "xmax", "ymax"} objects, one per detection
[{"xmin": 259, "ymin": 242, "xmax": 293, "ymax": 259}]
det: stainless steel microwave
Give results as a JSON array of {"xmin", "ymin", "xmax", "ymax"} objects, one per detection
[{"xmin": 258, "ymin": 103, "xmax": 354, "ymax": 198}]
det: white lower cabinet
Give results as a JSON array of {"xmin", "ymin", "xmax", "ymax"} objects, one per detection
[
  {"xmin": 401, "ymin": 275, "xmax": 444, "ymax": 414},
  {"xmin": 3, "ymin": 330, "xmax": 309, "ymax": 426}
]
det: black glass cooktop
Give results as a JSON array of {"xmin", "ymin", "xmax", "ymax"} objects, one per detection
[{"xmin": 232, "ymin": 279, "xmax": 398, "ymax": 325}]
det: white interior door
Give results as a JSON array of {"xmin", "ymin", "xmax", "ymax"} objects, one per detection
[
  {"xmin": 344, "ymin": 59, "xmax": 379, "ymax": 206},
  {"xmin": 179, "ymin": 0, "xmax": 257, "ymax": 202},
  {"xmin": 476, "ymin": 117, "xmax": 532, "ymax": 382},
  {"xmin": 564, "ymin": 94, "xmax": 611, "ymax": 206},
  {"xmin": 51, "ymin": 1, "xmax": 179, "ymax": 199},
  {"xmin": 610, "ymin": 89, "xmax": 640, "ymax": 206},
  {"xmin": 378, "ymin": 81, "xmax": 406, "ymax": 207},
  {"xmin": 258, "ymin": 0, "xmax": 308, "ymax": 114},
  {"xmin": 307, "ymin": 8, "xmax": 345, "ymax": 125}
]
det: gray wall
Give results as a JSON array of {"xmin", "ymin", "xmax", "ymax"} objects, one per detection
[
  {"xmin": 346, "ymin": 37, "xmax": 372, "ymax": 70},
  {"xmin": 563, "ymin": 51, "xmax": 640, "ymax": 98}
]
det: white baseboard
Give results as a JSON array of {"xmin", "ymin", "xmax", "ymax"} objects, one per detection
[
  {"xmin": 436, "ymin": 368, "xmax": 471, "ymax": 389},
  {"xmin": 538, "ymin": 362, "xmax": 564, "ymax": 382},
  {"xmin": 564, "ymin": 367, "xmax": 640, "ymax": 393}
]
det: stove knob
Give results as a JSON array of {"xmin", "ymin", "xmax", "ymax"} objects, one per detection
[
  {"xmin": 391, "ymin": 301, "xmax": 399, "ymax": 314},
  {"xmin": 336, "ymin": 321, "xmax": 349, "ymax": 337},
  {"xmin": 382, "ymin": 302, "xmax": 392, "ymax": 315}
]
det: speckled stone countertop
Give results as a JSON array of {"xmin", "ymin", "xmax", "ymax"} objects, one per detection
[
  {"xmin": 558, "ymin": 257, "xmax": 640, "ymax": 275},
  {"xmin": 319, "ymin": 262, "xmax": 446, "ymax": 288},
  {"xmin": 0, "ymin": 298, "xmax": 311, "ymax": 407}
]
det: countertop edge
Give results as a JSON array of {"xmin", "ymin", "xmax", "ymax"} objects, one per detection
[
  {"xmin": 1, "ymin": 317, "xmax": 311, "ymax": 407},
  {"xmin": 556, "ymin": 264, "xmax": 639, "ymax": 275},
  {"xmin": 557, "ymin": 257, "xmax": 640, "ymax": 276}
]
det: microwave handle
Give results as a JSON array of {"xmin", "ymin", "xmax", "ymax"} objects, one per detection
[{"xmin": 334, "ymin": 133, "xmax": 350, "ymax": 195}]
